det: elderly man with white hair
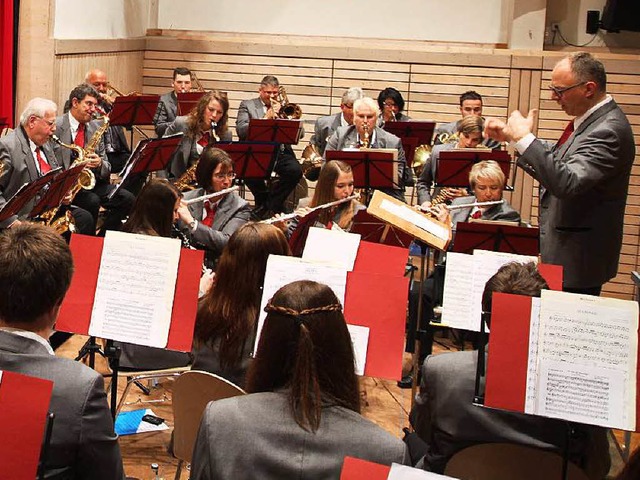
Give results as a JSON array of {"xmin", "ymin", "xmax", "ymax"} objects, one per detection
[{"xmin": 324, "ymin": 96, "xmax": 409, "ymax": 202}]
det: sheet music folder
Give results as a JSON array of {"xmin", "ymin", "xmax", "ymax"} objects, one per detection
[
  {"xmin": 437, "ymin": 149, "xmax": 512, "ymax": 189},
  {"xmin": 247, "ymin": 119, "xmax": 302, "ymax": 145},
  {"xmin": 28, "ymin": 164, "xmax": 85, "ymax": 219},
  {"xmin": 109, "ymin": 94, "xmax": 161, "ymax": 127},
  {"xmin": 57, "ymin": 234, "xmax": 203, "ymax": 352},
  {"xmin": 325, "ymin": 149, "xmax": 399, "ymax": 190},
  {"xmin": 0, "ymin": 167, "xmax": 61, "ymax": 223},
  {"xmin": 383, "ymin": 120, "xmax": 436, "ymax": 145},
  {"xmin": 349, "ymin": 210, "xmax": 413, "ymax": 249},
  {"xmin": 215, "ymin": 141, "xmax": 277, "ymax": 181}
]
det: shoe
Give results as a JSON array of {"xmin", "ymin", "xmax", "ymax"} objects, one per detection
[{"xmin": 397, "ymin": 374, "xmax": 413, "ymax": 389}]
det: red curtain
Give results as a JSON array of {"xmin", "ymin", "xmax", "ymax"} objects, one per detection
[{"xmin": 0, "ymin": 0, "xmax": 15, "ymax": 128}]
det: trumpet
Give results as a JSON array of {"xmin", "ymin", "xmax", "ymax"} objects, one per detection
[
  {"xmin": 261, "ymin": 194, "xmax": 359, "ymax": 224},
  {"xmin": 361, "ymin": 122, "xmax": 370, "ymax": 148},
  {"xmin": 183, "ymin": 186, "xmax": 240, "ymax": 206}
]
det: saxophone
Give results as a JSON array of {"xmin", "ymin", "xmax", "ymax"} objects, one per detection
[{"xmin": 174, "ymin": 161, "xmax": 199, "ymax": 192}]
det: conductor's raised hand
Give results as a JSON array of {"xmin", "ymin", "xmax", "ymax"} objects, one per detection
[
  {"xmin": 506, "ymin": 109, "xmax": 537, "ymax": 142},
  {"xmin": 483, "ymin": 117, "xmax": 509, "ymax": 143}
]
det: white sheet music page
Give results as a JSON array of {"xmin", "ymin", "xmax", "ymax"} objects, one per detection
[
  {"xmin": 302, "ymin": 227, "xmax": 361, "ymax": 271},
  {"xmin": 388, "ymin": 463, "xmax": 458, "ymax": 479},
  {"xmin": 441, "ymin": 252, "xmax": 475, "ymax": 330},
  {"xmin": 253, "ymin": 255, "xmax": 348, "ymax": 355},
  {"xmin": 524, "ymin": 297, "xmax": 541, "ymax": 415},
  {"xmin": 379, "ymin": 199, "xmax": 449, "ymax": 241},
  {"xmin": 89, "ymin": 231, "xmax": 181, "ymax": 348},
  {"xmin": 347, "ymin": 324, "xmax": 369, "ymax": 376},
  {"xmin": 535, "ymin": 290, "xmax": 638, "ymax": 429}
]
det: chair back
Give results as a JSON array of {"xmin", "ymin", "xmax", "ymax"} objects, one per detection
[
  {"xmin": 172, "ymin": 370, "xmax": 245, "ymax": 464},
  {"xmin": 444, "ymin": 443, "xmax": 590, "ymax": 480}
]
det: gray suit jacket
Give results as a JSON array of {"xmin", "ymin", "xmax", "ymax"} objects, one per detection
[
  {"xmin": 0, "ymin": 127, "xmax": 62, "ymax": 228},
  {"xmin": 153, "ymin": 91, "xmax": 178, "ymax": 138},
  {"xmin": 0, "ymin": 331, "xmax": 124, "ymax": 479},
  {"xmin": 411, "ymin": 350, "xmax": 610, "ymax": 478},
  {"xmin": 310, "ymin": 112, "xmax": 342, "ymax": 154},
  {"xmin": 164, "ymin": 116, "xmax": 233, "ymax": 179},
  {"xmin": 449, "ymin": 195, "xmax": 521, "ymax": 227},
  {"xmin": 53, "ymin": 114, "xmax": 111, "ymax": 181},
  {"xmin": 434, "ymin": 119, "xmax": 500, "ymax": 149},
  {"xmin": 416, "ymin": 143, "xmax": 456, "ymax": 205},
  {"xmin": 190, "ymin": 391, "xmax": 408, "ymax": 479},
  {"xmin": 235, "ymin": 97, "xmax": 305, "ymax": 146},
  {"xmin": 325, "ymin": 125, "xmax": 408, "ymax": 202},
  {"xmin": 517, "ymin": 100, "xmax": 634, "ymax": 288},
  {"xmin": 182, "ymin": 189, "xmax": 250, "ymax": 265}
]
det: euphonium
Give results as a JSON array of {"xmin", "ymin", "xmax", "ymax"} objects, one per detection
[
  {"xmin": 301, "ymin": 143, "xmax": 323, "ymax": 180},
  {"xmin": 412, "ymin": 144, "xmax": 431, "ymax": 178},
  {"xmin": 273, "ymin": 86, "xmax": 302, "ymax": 120}
]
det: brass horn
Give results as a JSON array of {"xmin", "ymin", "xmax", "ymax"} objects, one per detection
[{"xmin": 274, "ymin": 86, "xmax": 302, "ymax": 120}]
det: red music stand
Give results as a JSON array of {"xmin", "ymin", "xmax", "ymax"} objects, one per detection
[
  {"xmin": 247, "ymin": 119, "xmax": 303, "ymax": 145},
  {"xmin": 28, "ymin": 164, "xmax": 85, "ymax": 220},
  {"xmin": 0, "ymin": 167, "xmax": 61, "ymax": 223},
  {"xmin": 215, "ymin": 141, "xmax": 278, "ymax": 182},
  {"xmin": 349, "ymin": 210, "xmax": 413, "ymax": 248},
  {"xmin": 437, "ymin": 149, "xmax": 512, "ymax": 189},
  {"xmin": 177, "ymin": 92, "xmax": 206, "ymax": 116},
  {"xmin": 452, "ymin": 222, "xmax": 540, "ymax": 256},
  {"xmin": 108, "ymin": 94, "xmax": 161, "ymax": 127},
  {"xmin": 383, "ymin": 120, "xmax": 436, "ymax": 146}
]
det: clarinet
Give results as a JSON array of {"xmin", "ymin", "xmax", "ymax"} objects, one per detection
[{"xmin": 172, "ymin": 225, "xmax": 195, "ymax": 249}]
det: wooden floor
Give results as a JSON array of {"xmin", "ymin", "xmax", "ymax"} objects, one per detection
[{"xmin": 56, "ymin": 333, "xmax": 638, "ymax": 479}]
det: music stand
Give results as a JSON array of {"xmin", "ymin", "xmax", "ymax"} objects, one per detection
[
  {"xmin": 109, "ymin": 134, "xmax": 184, "ymax": 199},
  {"xmin": 452, "ymin": 222, "xmax": 539, "ymax": 256},
  {"xmin": 28, "ymin": 165, "xmax": 84, "ymax": 220},
  {"xmin": 177, "ymin": 92, "xmax": 206, "ymax": 116},
  {"xmin": 383, "ymin": 120, "xmax": 436, "ymax": 146},
  {"xmin": 216, "ymin": 141, "xmax": 278, "ymax": 197},
  {"xmin": 0, "ymin": 168, "xmax": 61, "ymax": 224},
  {"xmin": 325, "ymin": 149, "xmax": 399, "ymax": 204},
  {"xmin": 248, "ymin": 119, "xmax": 303, "ymax": 146},
  {"xmin": 349, "ymin": 210, "xmax": 413, "ymax": 248},
  {"xmin": 109, "ymin": 94, "xmax": 161, "ymax": 147},
  {"xmin": 437, "ymin": 149, "xmax": 513, "ymax": 190}
]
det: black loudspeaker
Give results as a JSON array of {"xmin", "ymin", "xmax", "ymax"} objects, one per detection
[
  {"xmin": 586, "ymin": 10, "xmax": 600, "ymax": 35},
  {"xmin": 601, "ymin": 0, "xmax": 640, "ymax": 33}
]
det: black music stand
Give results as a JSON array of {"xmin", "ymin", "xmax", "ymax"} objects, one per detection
[
  {"xmin": 383, "ymin": 120, "xmax": 436, "ymax": 146},
  {"xmin": 0, "ymin": 168, "xmax": 61, "ymax": 224},
  {"xmin": 109, "ymin": 94, "xmax": 161, "ymax": 146},
  {"xmin": 248, "ymin": 119, "xmax": 303, "ymax": 146},
  {"xmin": 350, "ymin": 210, "xmax": 413, "ymax": 248},
  {"xmin": 177, "ymin": 92, "xmax": 206, "ymax": 116},
  {"xmin": 28, "ymin": 164, "xmax": 85, "ymax": 221},
  {"xmin": 325, "ymin": 149, "xmax": 399, "ymax": 204},
  {"xmin": 216, "ymin": 141, "xmax": 278, "ymax": 197},
  {"xmin": 452, "ymin": 222, "xmax": 539, "ymax": 256},
  {"xmin": 437, "ymin": 149, "xmax": 513, "ymax": 190},
  {"xmin": 108, "ymin": 134, "xmax": 184, "ymax": 199},
  {"xmin": 37, "ymin": 413, "xmax": 55, "ymax": 480}
]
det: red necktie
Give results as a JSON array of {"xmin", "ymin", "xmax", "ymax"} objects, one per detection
[
  {"xmin": 471, "ymin": 210, "xmax": 482, "ymax": 219},
  {"xmin": 556, "ymin": 120, "xmax": 574, "ymax": 148},
  {"xmin": 35, "ymin": 147, "xmax": 51, "ymax": 174},
  {"xmin": 74, "ymin": 123, "xmax": 86, "ymax": 148},
  {"xmin": 197, "ymin": 132, "xmax": 210, "ymax": 148},
  {"xmin": 202, "ymin": 201, "xmax": 217, "ymax": 227}
]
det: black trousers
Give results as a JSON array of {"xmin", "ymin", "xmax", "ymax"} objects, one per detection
[{"xmin": 74, "ymin": 181, "xmax": 135, "ymax": 233}]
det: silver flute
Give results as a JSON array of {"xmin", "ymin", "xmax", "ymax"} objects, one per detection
[
  {"xmin": 183, "ymin": 186, "xmax": 239, "ymax": 206},
  {"xmin": 261, "ymin": 194, "xmax": 359, "ymax": 224},
  {"xmin": 420, "ymin": 199, "xmax": 504, "ymax": 215}
]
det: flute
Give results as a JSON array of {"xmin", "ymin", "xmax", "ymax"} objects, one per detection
[
  {"xmin": 261, "ymin": 194, "xmax": 359, "ymax": 224},
  {"xmin": 183, "ymin": 186, "xmax": 239, "ymax": 205},
  {"xmin": 420, "ymin": 199, "xmax": 504, "ymax": 215}
]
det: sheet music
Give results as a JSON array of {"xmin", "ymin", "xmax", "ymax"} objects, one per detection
[
  {"xmin": 441, "ymin": 252, "xmax": 475, "ymax": 329},
  {"xmin": 347, "ymin": 324, "xmax": 369, "ymax": 376},
  {"xmin": 302, "ymin": 227, "xmax": 361, "ymax": 271},
  {"xmin": 524, "ymin": 298, "xmax": 541, "ymax": 414},
  {"xmin": 536, "ymin": 289, "xmax": 638, "ymax": 429},
  {"xmin": 379, "ymin": 199, "xmax": 449, "ymax": 241},
  {"xmin": 89, "ymin": 231, "xmax": 181, "ymax": 347},
  {"xmin": 388, "ymin": 463, "xmax": 458, "ymax": 479},
  {"xmin": 254, "ymin": 255, "xmax": 348, "ymax": 354}
]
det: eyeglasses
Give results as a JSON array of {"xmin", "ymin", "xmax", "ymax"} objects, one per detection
[
  {"xmin": 548, "ymin": 82, "xmax": 585, "ymax": 98},
  {"xmin": 36, "ymin": 117, "xmax": 56, "ymax": 127},
  {"xmin": 213, "ymin": 172, "xmax": 236, "ymax": 180}
]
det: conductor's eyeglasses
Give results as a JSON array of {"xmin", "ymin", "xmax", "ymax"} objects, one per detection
[
  {"xmin": 548, "ymin": 82, "xmax": 585, "ymax": 98},
  {"xmin": 213, "ymin": 172, "xmax": 236, "ymax": 180}
]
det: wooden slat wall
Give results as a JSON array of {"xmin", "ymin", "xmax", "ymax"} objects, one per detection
[{"xmin": 53, "ymin": 33, "xmax": 640, "ymax": 300}]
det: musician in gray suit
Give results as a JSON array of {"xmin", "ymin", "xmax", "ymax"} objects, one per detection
[
  {"xmin": 236, "ymin": 75, "xmax": 303, "ymax": 217},
  {"xmin": 53, "ymin": 84, "xmax": 134, "ymax": 234},
  {"xmin": 0, "ymin": 98, "xmax": 92, "ymax": 233},
  {"xmin": 310, "ymin": 87, "xmax": 364, "ymax": 156},
  {"xmin": 0, "ymin": 223, "xmax": 124, "ymax": 479},
  {"xmin": 325, "ymin": 97, "xmax": 409, "ymax": 202},
  {"xmin": 485, "ymin": 52, "xmax": 635, "ymax": 295},
  {"xmin": 410, "ymin": 262, "xmax": 610, "ymax": 479},
  {"xmin": 153, "ymin": 66, "xmax": 192, "ymax": 138},
  {"xmin": 191, "ymin": 281, "xmax": 408, "ymax": 479},
  {"xmin": 177, "ymin": 147, "xmax": 250, "ymax": 269}
]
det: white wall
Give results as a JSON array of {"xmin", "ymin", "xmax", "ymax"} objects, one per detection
[
  {"xmin": 155, "ymin": 0, "xmax": 510, "ymax": 44},
  {"xmin": 53, "ymin": 0, "xmax": 154, "ymax": 39}
]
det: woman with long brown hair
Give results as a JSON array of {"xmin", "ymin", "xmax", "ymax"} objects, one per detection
[
  {"xmin": 191, "ymin": 222, "xmax": 291, "ymax": 386},
  {"xmin": 308, "ymin": 159, "xmax": 361, "ymax": 230},
  {"xmin": 190, "ymin": 280, "xmax": 408, "ymax": 479}
]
